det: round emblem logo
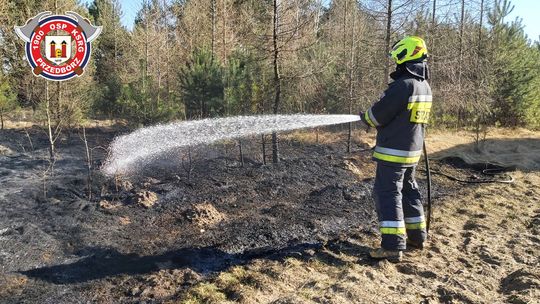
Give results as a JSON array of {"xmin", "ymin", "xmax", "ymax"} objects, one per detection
[{"xmin": 14, "ymin": 11, "xmax": 102, "ymax": 81}]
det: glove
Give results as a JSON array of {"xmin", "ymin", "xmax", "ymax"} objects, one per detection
[{"xmin": 358, "ymin": 112, "xmax": 370, "ymax": 132}]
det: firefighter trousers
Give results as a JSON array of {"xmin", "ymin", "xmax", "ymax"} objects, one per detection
[{"xmin": 373, "ymin": 163, "xmax": 427, "ymax": 250}]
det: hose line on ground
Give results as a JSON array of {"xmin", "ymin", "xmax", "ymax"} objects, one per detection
[
  {"xmin": 428, "ymin": 168, "xmax": 514, "ymax": 184},
  {"xmin": 422, "ymin": 140, "xmax": 432, "ymax": 235}
]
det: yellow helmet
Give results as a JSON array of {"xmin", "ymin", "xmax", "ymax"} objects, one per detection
[{"xmin": 389, "ymin": 36, "xmax": 428, "ymax": 64}]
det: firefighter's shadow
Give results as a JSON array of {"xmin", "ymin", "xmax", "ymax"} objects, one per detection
[{"xmin": 21, "ymin": 239, "xmax": 373, "ymax": 284}]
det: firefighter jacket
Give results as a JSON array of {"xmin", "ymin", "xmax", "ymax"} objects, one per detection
[{"xmin": 361, "ymin": 61, "xmax": 432, "ymax": 167}]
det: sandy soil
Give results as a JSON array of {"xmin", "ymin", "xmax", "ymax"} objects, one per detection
[{"xmin": 0, "ymin": 125, "xmax": 538, "ymax": 303}]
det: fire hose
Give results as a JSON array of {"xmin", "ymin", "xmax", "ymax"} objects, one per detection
[{"xmin": 423, "ymin": 140, "xmax": 432, "ymax": 234}]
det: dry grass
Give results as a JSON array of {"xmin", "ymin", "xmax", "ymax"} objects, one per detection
[
  {"xmin": 290, "ymin": 127, "xmax": 540, "ymax": 171},
  {"xmin": 1, "ymin": 117, "xmax": 124, "ymax": 130},
  {"xmin": 286, "ymin": 129, "xmax": 374, "ymax": 146},
  {"xmin": 0, "ymin": 273, "xmax": 28, "ymax": 298}
]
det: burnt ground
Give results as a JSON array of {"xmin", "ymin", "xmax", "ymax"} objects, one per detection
[{"xmin": 0, "ymin": 126, "xmax": 538, "ymax": 303}]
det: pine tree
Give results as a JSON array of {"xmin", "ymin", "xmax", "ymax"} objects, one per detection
[
  {"xmin": 488, "ymin": 0, "xmax": 540, "ymax": 127},
  {"xmin": 88, "ymin": 0, "xmax": 128, "ymax": 116},
  {"xmin": 179, "ymin": 48, "xmax": 225, "ymax": 119}
]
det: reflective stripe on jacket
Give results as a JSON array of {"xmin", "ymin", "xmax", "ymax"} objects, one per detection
[{"xmin": 361, "ymin": 62, "xmax": 432, "ymax": 167}]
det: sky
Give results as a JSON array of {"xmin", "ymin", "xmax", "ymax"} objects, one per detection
[
  {"xmin": 508, "ymin": 0, "xmax": 540, "ymax": 41},
  {"xmin": 117, "ymin": 0, "xmax": 143, "ymax": 29},
  {"xmin": 84, "ymin": 0, "xmax": 540, "ymax": 42}
]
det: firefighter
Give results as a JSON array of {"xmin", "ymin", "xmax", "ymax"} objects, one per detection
[{"xmin": 359, "ymin": 36, "xmax": 432, "ymax": 262}]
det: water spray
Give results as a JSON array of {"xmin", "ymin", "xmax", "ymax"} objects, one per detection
[{"xmin": 103, "ymin": 114, "xmax": 360, "ymax": 175}]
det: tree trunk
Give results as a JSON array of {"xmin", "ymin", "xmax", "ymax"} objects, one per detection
[
  {"xmin": 45, "ymin": 0, "xmax": 58, "ymax": 161},
  {"xmin": 222, "ymin": 0, "xmax": 227, "ymax": 61},
  {"xmin": 477, "ymin": 0, "xmax": 484, "ymax": 85},
  {"xmin": 45, "ymin": 82, "xmax": 55, "ymax": 161},
  {"xmin": 0, "ymin": 112, "xmax": 4, "ymax": 130},
  {"xmin": 457, "ymin": 0, "xmax": 465, "ymax": 127},
  {"xmin": 459, "ymin": 0, "xmax": 465, "ymax": 59},
  {"xmin": 343, "ymin": 0, "xmax": 348, "ymax": 52},
  {"xmin": 458, "ymin": 0, "xmax": 465, "ymax": 86},
  {"xmin": 430, "ymin": 0, "xmax": 436, "ymax": 85},
  {"xmin": 383, "ymin": 0, "xmax": 392, "ymax": 85},
  {"xmin": 211, "ymin": 0, "xmax": 216, "ymax": 62},
  {"xmin": 144, "ymin": 4, "xmax": 149, "ymax": 115},
  {"xmin": 261, "ymin": 134, "xmax": 267, "ymax": 165},
  {"xmin": 238, "ymin": 140, "xmax": 244, "ymax": 167},
  {"xmin": 56, "ymin": 80, "xmax": 60, "ymax": 126},
  {"xmin": 431, "ymin": 0, "xmax": 436, "ymax": 26},
  {"xmin": 347, "ymin": 7, "xmax": 356, "ymax": 153},
  {"xmin": 156, "ymin": 1, "xmax": 162, "ymax": 109},
  {"xmin": 271, "ymin": 132, "xmax": 279, "ymax": 163},
  {"xmin": 314, "ymin": 0, "xmax": 322, "ymax": 34},
  {"xmin": 478, "ymin": 0, "xmax": 484, "ymax": 51},
  {"xmin": 271, "ymin": 0, "xmax": 281, "ymax": 164},
  {"xmin": 182, "ymin": 147, "xmax": 193, "ymax": 181},
  {"xmin": 82, "ymin": 126, "xmax": 92, "ymax": 200}
]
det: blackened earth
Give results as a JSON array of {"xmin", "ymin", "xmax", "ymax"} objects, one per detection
[{"xmin": 0, "ymin": 126, "xmax": 460, "ymax": 303}]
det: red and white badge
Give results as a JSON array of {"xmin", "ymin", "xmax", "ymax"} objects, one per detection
[{"xmin": 14, "ymin": 11, "xmax": 102, "ymax": 81}]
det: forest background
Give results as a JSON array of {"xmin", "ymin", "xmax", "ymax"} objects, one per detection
[{"xmin": 1, "ymin": 0, "xmax": 539, "ymax": 151}]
